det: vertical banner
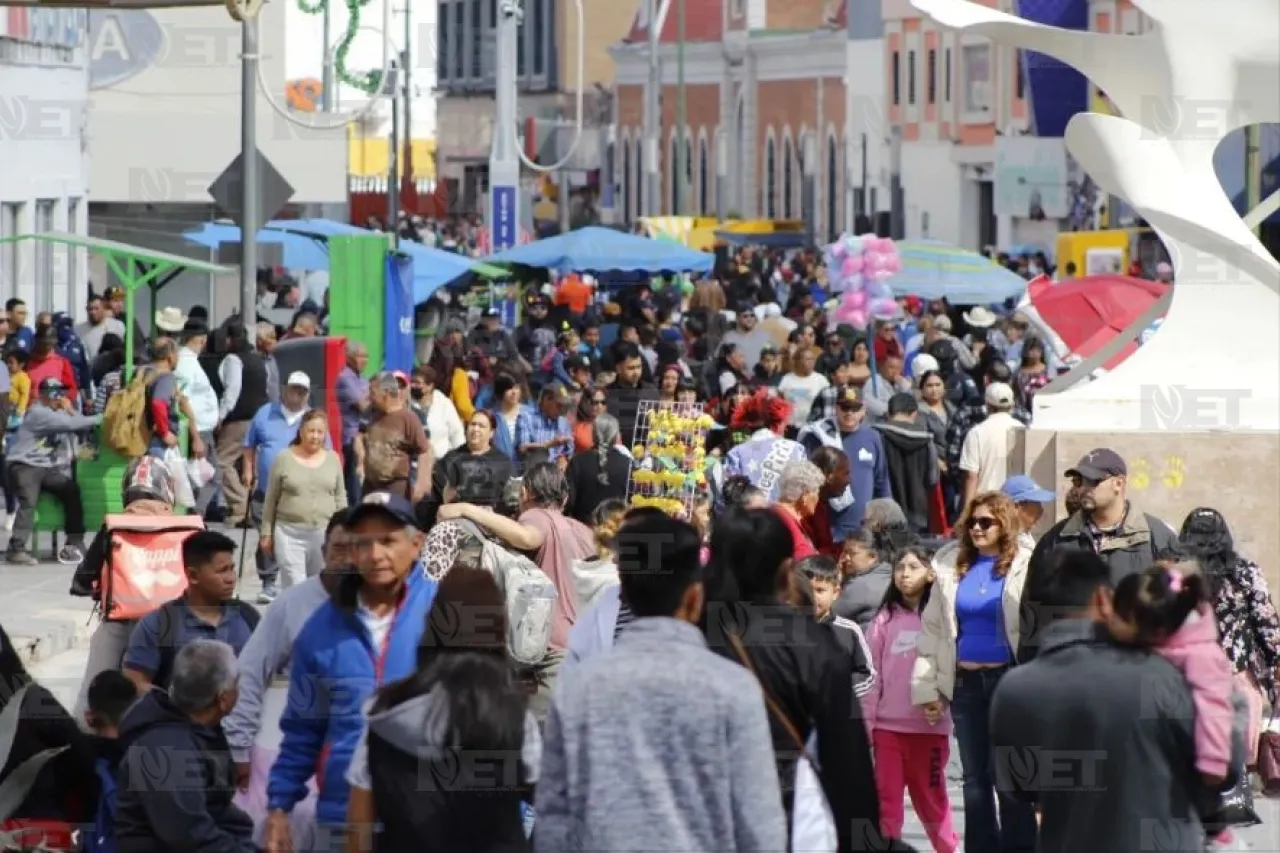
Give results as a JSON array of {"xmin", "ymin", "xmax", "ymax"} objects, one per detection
[
  {"xmin": 384, "ymin": 252, "xmax": 414, "ymax": 373},
  {"xmin": 490, "ymin": 184, "xmax": 520, "ymax": 327}
]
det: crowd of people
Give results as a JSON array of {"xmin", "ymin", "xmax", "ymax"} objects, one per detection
[{"xmin": 0, "ymin": 242, "xmax": 1272, "ymax": 853}]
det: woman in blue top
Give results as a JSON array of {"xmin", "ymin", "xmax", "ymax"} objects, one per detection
[
  {"xmin": 489, "ymin": 372, "xmax": 532, "ymax": 465},
  {"xmin": 910, "ymin": 491, "xmax": 1036, "ymax": 853}
]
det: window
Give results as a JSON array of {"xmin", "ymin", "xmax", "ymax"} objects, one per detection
[
  {"xmin": 0, "ymin": 203, "xmax": 20, "ymax": 296},
  {"xmin": 636, "ymin": 142, "xmax": 644, "ymax": 215},
  {"xmin": 826, "ymin": 136, "xmax": 838, "ymax": 241},
  {"xmin": 35, "ymin": 200, "xmax": 56, "ymax": 311},
  {"xmin": 438, "ymin": 2, "xmax": 449, "ymax": 79},
  {"xmin": 698, "ymin": 138, "xmax": 709, "ymax": 214},
  {"xmin": 764, "ymin": 137, "xmax": 776, "ymax": 218},
  {"xmin": 1015, "ymin": 49, "xmax": 1025, "ymax": 99},
  {"xmin": 684, "ymin": 136, "xmax": 694, "ymax": 208},
  {"xmin": 891, "ymin": 51, "xmax": 900, "ymax": 105},
  {"xmin": 517, "ymin": 20, "xmax": 526, "ymax": 75},
  {"xmin": 927, "ymin": 48, "xmax": 937, "ymax": 104},
  {"xmin": 532, "ymin": 0, "xmax": 546, "ymax": 76},
  {"xmin": 945, "ymin": 47, "xmax": 952, "ymax": 102},
  {"xmin": 963, "ymin": 43, "xmax": 992, "ymax": 113},
  {"xmin": 907, "ymin": 50, "xmax": 916, "ymax": 105},
  {"xmin": 470, "ymin": 0, "xmax": 482, "ymax": 78},
  {"xmin": 453, "ymin": 1, "xmax": 465, "ymax": 77},
  {"xmin": 670, "ymin": 136, "xmax": 679, "ymax": 213},
  {"xmin": 623, "ymin": 140, "xmax": 632, "ymax": 222},
  {"xmin": 782, "ymin": 137, "xmax": 793, "ymax": 219}
]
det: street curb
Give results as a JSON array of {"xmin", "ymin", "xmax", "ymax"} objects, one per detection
[{"xmin": 12, "ymin": 616, "xmax": 94, "ymax": 668}]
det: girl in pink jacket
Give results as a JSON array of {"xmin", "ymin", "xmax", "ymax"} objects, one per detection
[
  {"xmin": 863, "ymin": 544, "xmax": 959, "ymax": 853},
  {"xmin": 1107, "ymin": 565, "xmax": 1235, "ymax": 783}
]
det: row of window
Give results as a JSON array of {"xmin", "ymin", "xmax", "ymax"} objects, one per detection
[
  {"xmin": 0, "ymin": 197, "xmax": 81, "ymax": 312},
  {"xmin": 889, "ymin": 43, "xmax": 1025, "ymax": 115},
  {"xmin": 436, "ymin": 0, "xmax": 551, "ymax": 87}
]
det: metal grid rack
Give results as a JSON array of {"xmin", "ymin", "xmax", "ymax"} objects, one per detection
[{"xmin": 625, "ymin": 399, "xmax": 713, "ymax": 517}]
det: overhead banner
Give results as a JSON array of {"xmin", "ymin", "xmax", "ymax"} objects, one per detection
[{"xmin": 384, "ymin": 252, "xmax": 414, "ymax": 374}]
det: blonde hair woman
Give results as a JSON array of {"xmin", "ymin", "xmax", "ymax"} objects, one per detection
[
  {"xmin": 910, "ymin": 491, "xmax": 1036, "ymax": 852},
  {"xmin": 260, "ymin": 409, "xmax": 346, "ymax": 589}
]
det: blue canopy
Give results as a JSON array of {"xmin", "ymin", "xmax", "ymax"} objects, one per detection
[
  {"xmin": 483, "ymin": 226, "xmax": 715, "ymax": 274},
  {"xmin": 183, "ymin": 223, "xmax": 330, "ymax": 270},
  {"xmin": 396, "ymin": 241, "xmax": 482, "ymax": 303},
  {"xmin": 266, "ymin": 218, "xmax": 369, "ymax": 238},
  {"xmin": 887, "ymin": 240, "xmax": 1030, "ymax": 304}
]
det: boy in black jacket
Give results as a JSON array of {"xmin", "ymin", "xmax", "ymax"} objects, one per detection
[{"xmin": 799, "ymin": 555, "xmax": 877, "ymax": 699}]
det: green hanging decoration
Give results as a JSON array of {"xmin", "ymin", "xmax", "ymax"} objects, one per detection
[{"xmin": 297, "ymin": 0, "xmax": 385, "ymax": 95}]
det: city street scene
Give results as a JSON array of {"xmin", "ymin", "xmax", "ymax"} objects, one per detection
[{"xmin": 0, "ymin": 0, "xmax": 1278, "ymax": 850}]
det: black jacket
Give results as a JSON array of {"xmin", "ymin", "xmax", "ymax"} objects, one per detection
[
  {"xmin": 992, "ymin": 619, "xmax": 1237, "ymax": 853},
  {"xmin": 114, "ymin": 690, "xmax": 255, "ymax": 853},
  {"xmin": 704, "ymin": 605, "xmax": 885, "ymax": 853},
  {"xmin": 563, "ymin": 447, "xmax": 633, "ymax": 525},
  {"xmin": 1020, "ymin": 504, "xmax": 1178, "ymax": 662},
  {"xmin": 605, "ymin": 382, "xmax": 658, "ymax": 444},
  {"xmin": 871, "ymin": 420, "xmax": 938, "ymax": 534},
  {"xmin": 0, "ymin": 682, "xmax": 99, "ymax": 822}
]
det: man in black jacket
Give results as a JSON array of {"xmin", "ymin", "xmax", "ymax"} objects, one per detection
[
  {"xmin": 115, "ymin": 639, "xmax": 256, "ymax": 852},
  {"xmin": 1020, "ymin": 447, "xmax": 1177, "ymax": 662},
  {"xmin": 872, "ymin": 393, "xmax": 938, "ymax": 534},
  {"xmin": 992, "ymin": 549, "xmax": 1237, "ymax": 853}
]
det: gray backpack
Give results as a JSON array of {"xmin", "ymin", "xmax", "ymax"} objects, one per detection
[{"xmin": 455, "ymin": 520, "xmax": 558, "ymax": 666}]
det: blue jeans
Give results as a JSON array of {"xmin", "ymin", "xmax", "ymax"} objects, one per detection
[{"xmin": 951, "ymin": 665, "xmax": 1037, "ymax": 853}]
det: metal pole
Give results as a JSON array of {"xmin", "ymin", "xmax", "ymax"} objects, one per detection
[
  {"xmin": 644, "ymin": 0, "xmax": 661, "ymax": 215},
  {"xmin": 389, "ymin": 61, "xmax": 400, "ymax": 228},
  {"xmin": 1245, "ymin": 125, "xmax": 1261, "ymax": 237},
  {"xmin": 321, "ymin": 6, "xmax": 333, "ymax": 111},
  {"xmin": 674, "ymin": 0, "xmax": 685, "ymax": 214},
  {"xmin": 889, "ymin": 125, "xmax": 904, "ymax": 239},
  {"xmin": 488, "ymin": 0, "xmax": 521, "ymax": 255},
  {"xmin": 715, "ymin": 131, "xmax": 727, "ymax": 219},
  {"xmin": 859, "ymin": 131, "xmax": 868, "ymax": 218},
  {"xmin": 402, "ymin": 1, "xmax": 414, "ymax": 205},
  {"xmin": 558, "ymin": 113, "xmax": 572, "ymax": 233},
  {"xmin": 240, "ymin": 19, "xmax": 259, "ymax": 334}
]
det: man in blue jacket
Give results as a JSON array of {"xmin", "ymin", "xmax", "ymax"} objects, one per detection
[
  {"xmin": 798, "ymin": 384, "xmax": 892, "ymax": 540},
  {"xmin": 264, "ymin": 492, "xmax": 436, "ymax": 852}
]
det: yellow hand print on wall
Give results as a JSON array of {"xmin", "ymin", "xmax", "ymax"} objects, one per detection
[
  {"xmin": 1129, "ymin": 457, "xmax": 1151, "ymax": 490},
  {"xmin": 1160, "ymin": 456, "xmax": 1185, "ymax": 489},
  {"xmin": 1125, "ymin": 456, "xmax": 1185, "ymax": 490}
]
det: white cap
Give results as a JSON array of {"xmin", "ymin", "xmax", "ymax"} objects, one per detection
[
  {"xmin": 286, "ymin": 371, "xmax": 311, "ymax": 389},
  {"xmin": 985, "ymin": 382, "xmax": 1014, "ymax": 408},
  {"xmin": 911, "ymin": 353, "xmax": 939, "ymax": 377}
]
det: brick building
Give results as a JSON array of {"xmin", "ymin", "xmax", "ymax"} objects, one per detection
[{"xmin": 610, "ymin": 0, "xmax": 890, "ymax": 240}]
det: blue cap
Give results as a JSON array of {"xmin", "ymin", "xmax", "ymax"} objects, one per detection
[
  {"xmin": 1001, "ymin": 475, "xmax": 1055, "ymax": 504},
  {"xmin": 345, "ymin": 491, "xmax": 419, "ymax": 528}
]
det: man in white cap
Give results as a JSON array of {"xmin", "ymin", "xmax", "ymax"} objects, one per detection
[
  {"xmin": 242, "ymin": 371, "xmax": 324, "ymax": 603},
  {"xmin": 958, "ymin": 382, "xmax": 1025, "ymax": 506}
]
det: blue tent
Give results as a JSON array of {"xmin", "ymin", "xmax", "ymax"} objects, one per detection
[
  {"xmin": 887, "ymin": 240, "xmax": 1030, "ymax": 304},
  {"xmin": 183, "ymin": 223, "xmax": 329, "ymax": 269},
  {"xmin": 396, "ymin": 241, "xmax": 484, "ymax": 303},
  {"xmin": 266, "ymin": 218, "xmax": 369, "ymax": 238},
  {"xmin": 483, "ymin": 226, "xmax": 715, "ymax": 275}
]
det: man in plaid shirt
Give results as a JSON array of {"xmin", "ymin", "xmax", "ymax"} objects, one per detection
[
  {"xmin": 807, "ymin": 358, "xmax": 855, "ymax": 424},
  {"xmin": 516, "ymin": 382, "xmax": 575, "ymax": 467}
]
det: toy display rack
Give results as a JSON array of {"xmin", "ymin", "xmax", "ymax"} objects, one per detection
[{"xmin": 625, "ymin": 399, "xmax": 715, "ymax": 517}]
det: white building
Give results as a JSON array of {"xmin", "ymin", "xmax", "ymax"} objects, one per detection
[
  {"xmin": 86, "ymin": 2, "xmax": 348, "ymax": 321},
  {"xmin": 0, "ymin": 11, "xmax": 92, "ymax": 318}
]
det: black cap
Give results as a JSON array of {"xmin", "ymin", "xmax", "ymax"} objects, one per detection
[
  {"xmin": 37, "ymin": 377, "xmax": 68, "ymax": 397},
  {"xmin": 835, "ymin": 384, "xmax": 864, "ymax": 409},
  {"xmin": 565, "ymin": 354, "xmax": 590, "ymax": 373},
  {"xmin": 345, "ymin": 492, "xmax": 419, "ymax": 528},
  {"xmin": 483, "ymin": 307, "xmax": 501, "ymax": 318},
  {"xmin": 1065, "ymin": 448, "xmax": 1128, "ymax": 482}
]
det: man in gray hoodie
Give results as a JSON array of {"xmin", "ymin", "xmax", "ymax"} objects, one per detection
[
  {"xmin": 6, "ymin": 377, "xmax": 100, "ymax": 565},
  {"xmin": 535, "ymin": 513, "xmax": 787, "ymax": 853}
]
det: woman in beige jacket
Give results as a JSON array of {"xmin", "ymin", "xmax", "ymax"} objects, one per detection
[{"xmin": 910, "ymin": 491, "xmax": 1037, "ymax": 853}]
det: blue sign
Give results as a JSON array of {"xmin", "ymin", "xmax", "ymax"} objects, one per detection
[
  {"xmin": 384, "ymin": 252, "xmax": 414, "ymax": 374},
  {"xmin": 491, "ymin": 185, "xmax": 518, "ymax": 253}
]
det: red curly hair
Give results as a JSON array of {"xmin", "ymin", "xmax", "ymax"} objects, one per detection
[
  {"xmin": 729, "ymin": 389, "xmax": 792, "ymax": 435},
  {"xmin": 955, "ymin": 491, "xmax": 1022, "ymax": 580}
]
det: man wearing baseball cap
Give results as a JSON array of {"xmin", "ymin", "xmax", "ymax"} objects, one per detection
[
  {"xmin": 265, "ymin": 491, "xmax": 435, "ymax": 851},
  {"xmin": 1019, "ymin": 447, "xmax": 1177, "ymax": 662},
  {"xmin": 1001, "ymin": 474, "xmax": 1056, "ymax": 544},
  {"xmin": 798, "ymin": 383, "xmax": 891, "ymax": 540},
  {"xmin": 957, "ymin": 381, "xmax": 1026, "ymax": 507},
  {"xmin": 467, "ymin": 306, "xmax": 521, "ymax": 365},
  {"xmin": 359, "ymin": 371, "xmax": 432, "ymax": 502}
]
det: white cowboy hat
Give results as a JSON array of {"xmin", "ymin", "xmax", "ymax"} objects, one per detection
[
  {"xmin": 962, "ymin": 306, "xmax": 998, "ymax": 328},
  {"xmin": 155, "ymin": 306, "xmax": 188, "ymax": 332}
]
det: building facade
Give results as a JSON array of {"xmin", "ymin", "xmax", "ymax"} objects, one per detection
[
  {"xmin": 434, "ymin": 0, "xmax": 632, "ymax": 215},
  {"xmin": 612, "ymin": 0, "xmax": 887, "ymax": 241},
  {"xmin": 0, "ymin": 10, "xmax": 92, "ymax": 317}
]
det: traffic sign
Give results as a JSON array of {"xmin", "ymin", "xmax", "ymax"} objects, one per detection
[
  {"xmin": 207, "ymin": 148, "xmax": 295, "ymax": 227},
  {"xmin": 490, "ymin": 184, "xmax": 518, "ymax": 253}
]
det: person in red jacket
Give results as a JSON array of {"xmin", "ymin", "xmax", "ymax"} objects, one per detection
[{"xmin": 24, "ymin": 326, "xmax": 77, "ymax": 398}]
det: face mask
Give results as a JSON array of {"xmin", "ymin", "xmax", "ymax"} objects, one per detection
[{"xmin": 411, "ymin": 388, "xmax": 426, "ymax": 401}]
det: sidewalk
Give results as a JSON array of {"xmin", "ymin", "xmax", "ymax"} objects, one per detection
[{"xmin": 4, "ymin": 527, "xmax": 266, "ymax": 668}]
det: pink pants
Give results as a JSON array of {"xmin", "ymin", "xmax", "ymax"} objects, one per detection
[{"xmin": 873, "ymin": 729, "xmax": 959, "ymax": 853}]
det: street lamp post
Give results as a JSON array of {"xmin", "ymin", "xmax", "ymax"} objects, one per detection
[{"xmin": 489, "ymin": 0, "xmax": 523, "ymax": 255}]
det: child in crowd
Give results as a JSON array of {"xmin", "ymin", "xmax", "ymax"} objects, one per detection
[
  {"xmin": 800, "ymin": 554, "xmax": 876, "ymax": 698},
  {"xmin": 863, "ymin": 543, "xmax": 959, "ymax": 853},
  {"xmin": 83, "ymin": 670, "xmax": 140, "ymax": 853},
  {"xmin": 6, "ymin": 347, "xmax": 29, "ymax": 418},
  {"xmin": 1105, "ymin": 564, "xmax": 1235, "ymax": 786}
]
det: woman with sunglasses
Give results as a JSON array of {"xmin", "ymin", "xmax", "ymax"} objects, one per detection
[
  {"xmin": 573, "ymin": 388, "xmax": 609, "ymax": 453},
  {"xmin": 911, "ymin": 491, "xmax": 1036, "ymax": 853}
]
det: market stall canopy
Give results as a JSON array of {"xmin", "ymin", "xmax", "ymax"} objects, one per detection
[
  {"xmin": 397, "ymin": 241, "xmax": 505, "ymax": 302},
  {"xmin": 1016, "ymin": 274, "xmax": 1169, "ymax": 370},
  {"xmin": 184, "ymin": 223, "xmax": 327, "ymax": 269},
  {"xmin": 888, "ymin": 240, "xmax": 1030, "ymax": 303},
  {"xmin": 483, "ymin": 226, "xmax": 715, "ymax": 275}
]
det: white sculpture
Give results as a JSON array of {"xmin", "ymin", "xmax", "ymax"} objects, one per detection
[{"xmin": 911, "ymin": 0, "xmax": 1280, "ymax": 431}]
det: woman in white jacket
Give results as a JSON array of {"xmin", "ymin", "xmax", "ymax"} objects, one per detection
[
  {"xmin": 910, "ymin": 490, "xmax": 1037, "ymax": 853},
  {"xmin": 410, "ymin": 365, "xmax": 466, "ymax": 459}
]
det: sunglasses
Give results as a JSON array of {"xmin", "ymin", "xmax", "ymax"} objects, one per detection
[
  {"xmin": 591, "ymin": 398, "xmax": 607, "ymax": 405},
  {"xmin": 967, "ymin": 517, "xmax": 998, "ymax": 531}
]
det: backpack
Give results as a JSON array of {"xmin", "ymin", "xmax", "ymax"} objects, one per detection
[
  {"xmin": 152, "ymin": 598, "xmax": 261, "ymax": 690},
  {"xmin": 103, "ymin": 369, "xmax": 159, "ymax": 458},
  {"xmin": 84, "ymin": 756, "xmax": 118, "ymax": 853},
  {"xmin": 454, "ymin": 520, "xmax": 557, "ymax": 665}
]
